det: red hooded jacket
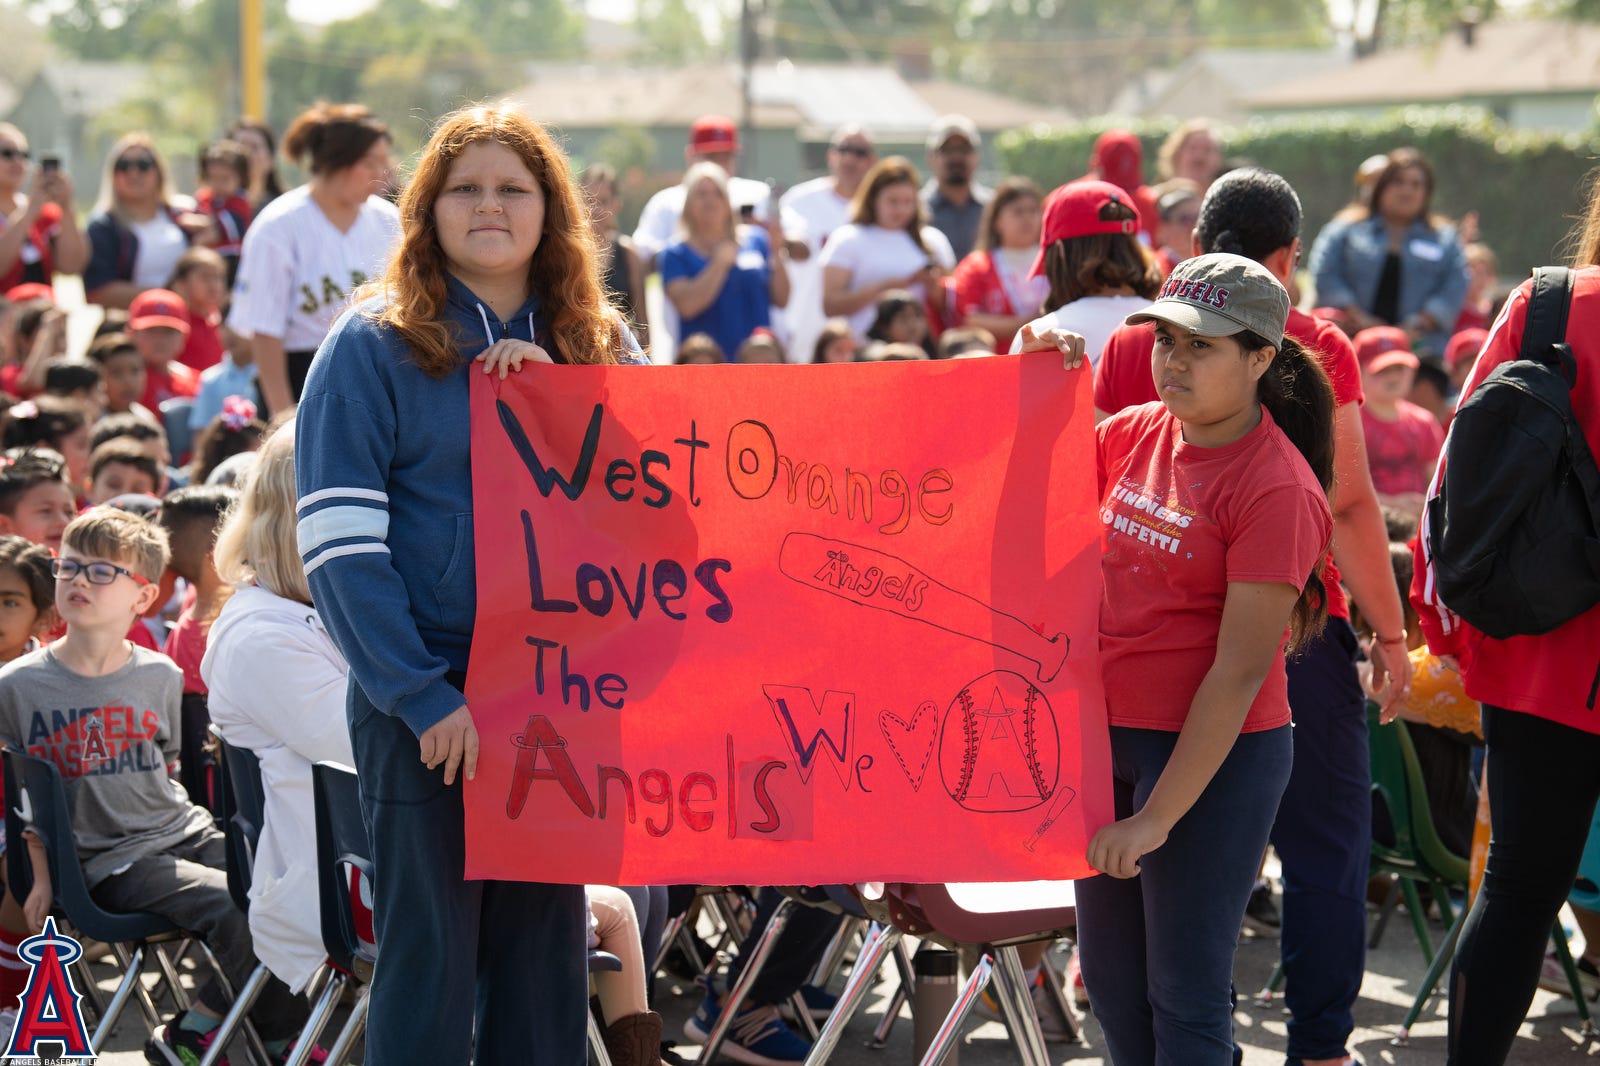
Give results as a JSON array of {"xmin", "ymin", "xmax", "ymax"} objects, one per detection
[{"xmin": 1411, "ymin": 268, "xmax": 1600, "ymax": 728}]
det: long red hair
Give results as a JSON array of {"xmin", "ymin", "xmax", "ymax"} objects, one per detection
[{"xmin": 364, "ymin": 104, "xmax": 625, "ymax": 375}]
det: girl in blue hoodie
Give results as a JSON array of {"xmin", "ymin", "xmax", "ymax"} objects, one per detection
[{"xmin": 295, "ymin": 105, "xmax": 641, "ymax": 1066}]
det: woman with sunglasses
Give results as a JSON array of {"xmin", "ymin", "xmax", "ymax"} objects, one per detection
[
  {"xmin": 0, "ymin": 123, "xmax": 86, "ymax": 296},
  {"xmin": 84, "ymin": 133, "xmax": 215, "ymax": 310}
]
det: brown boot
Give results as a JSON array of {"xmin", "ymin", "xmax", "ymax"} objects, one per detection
[{"xmin": 602, "ymin": 1011, "xmax": 664, "ymax": 1066}]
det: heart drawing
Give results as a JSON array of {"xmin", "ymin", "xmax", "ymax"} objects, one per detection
[{"xmin": 879, "ymin": 701, "xmax": 939, "ymax": 792}]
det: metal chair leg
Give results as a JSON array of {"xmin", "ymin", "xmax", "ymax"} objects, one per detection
[
  {"xmin": 870, "ymin": 934, "xmax": 917, "ymax": 1048},
  {"xmin": 72, "ymin": 957, "xmax": 107, "ymax": 1021},
  {"xmin": 195, "ymin": 941, "xmax": 272, "ymax": 1066},
  {"xmin": 589, "ymin": 1002, "xmax": 615, "ymax": 1066},
  {"xmin": 700, "ymin": 897, "xmax": 794, "ymax": 1065},
  {"xmin": 323, "ymin": 983, "xmax": 369, "ymax": 1065},
  {"xmin": 808, "ymin": 917, "xmax": 861, "ymax": 991},
  {"xmin": 93, "ymin": 944, "xmax": 149, "ymax": 1050},
  {"xmin": 1399, "ymin": 878, "xmax": 1435, "ymax": 966},
  {"xmin": 915, "ymin": 953, "xmax": 995, "ymax": 1066},
  {"xmin": 1368, "ymin": 877, "xmax": 1404, "ymax": 950},
  {"xmin": 789, "ymin": 989, "xmax": 821, "ymax": 1042},
  {"xmin": 803, "ymin": 923, "xmax": 901, "ymax": 1066},
  {"xmin": 201, "ymin": 963, "xmax": 271, "ymax": 1066},
  {"xmin": 653, "ymin": 913, "xmax": 687, "ymax": 974},
  {"xmin": 1037, "ymin": 949, "xmax": 1084, "ymax": 1044},
  {"xmin": 283, "ymin": 972, "xmax": 346, "ymax": 1066},
  {"xmin": 1393, "ymin": 903, "xmax": 1469, "ymax": 1046},
  {"xmin": 109, "ymin": 942, "xmax": 163, "ymax": 1031},
  {"xmin": 1551, "ymin": 924, "xmax": 1596, "ymax": 1035},
  {"xmin": 992, "ymin": 946, "xmax": 1050, "ymax": 1066},
  {"xmin": 151, "ymin": 941, "xmax": 193, "ymax": 1013}
]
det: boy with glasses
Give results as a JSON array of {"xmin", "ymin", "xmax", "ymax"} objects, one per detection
[{"xmin": 0, "ymin": 508, "xmax": 312, "ymax": 1065}]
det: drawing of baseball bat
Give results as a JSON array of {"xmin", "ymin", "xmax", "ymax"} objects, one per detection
[
  {"xmin": 777, "ymin": 532, "xmax": 1069, "ymax": 683},
  {"xmin": 1023, "ymin": 785, "xmax": 1077, "ymax": 852}
]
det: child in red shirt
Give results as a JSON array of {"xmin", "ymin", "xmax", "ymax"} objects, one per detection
[
  {"xmin": 194, "ymin": 141, "xmax": 253, "ymax": 285},
  {"xmin": 1024, "ymin": 252, "xmax": 1334, "ymax": 1064},
  {"xmin": 171, "ymin": 248, "xmax": 228, "ymax": 373},
  {"xmin": 128, "ymin": 289, "xmax": 200, "ymax": 412},
  {"xmin": 159, "ymin": 485, "xmax": 237, "ymax": 813},
  {"xmin": 1351, "ymin": 326, "xmax": 1444, "ymax": 508}
]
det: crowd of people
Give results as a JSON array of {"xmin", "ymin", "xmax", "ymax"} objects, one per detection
[{"xmin": 0, "ymin": 93, "xmax": 1591, "ymax": 1066}]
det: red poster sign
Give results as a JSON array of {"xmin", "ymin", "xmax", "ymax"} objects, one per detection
[{"xmin": 464, "ymin": 355, "xmax": 1110, "ymax": 885}]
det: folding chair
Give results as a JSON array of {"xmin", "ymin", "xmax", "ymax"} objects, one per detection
[
  {"xmin": 2, "ymin": 749, "xmax": 232, "ymax": 1053},
  {"xmin": 202, "ymin": 730, "xmax": 276, "ymax": 1066},
  {"xmin": 289, "ymin": 761, "xmax": 374, "ymax": 1066},
  {"xmin": 820, "ymin": 881, "xmax": 1081, "ymax": 1066}
]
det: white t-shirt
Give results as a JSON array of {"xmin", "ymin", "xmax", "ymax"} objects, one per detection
[
  {"xmin": 780, "ymin": 177, "xmax": 854, "ymax": 362},
  {"xmin": 1009, "ymin": 295, "xmax": 1154, "ymax": 368},
  {"xmin": 817, "ymin": 223, "xmax": 957, "ymax": 338},
  {"xmin": 128, "ymin": 213, "xmax": 189, "ymax": 290},
  {"xmin": 229, "ymin": 185, "xmax": 401, "ymax": 352}
]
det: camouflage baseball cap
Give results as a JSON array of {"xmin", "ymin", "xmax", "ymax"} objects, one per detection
[{"xmin": 1126, "ymin": 252, "xmax": 1289, "ymax": 347}]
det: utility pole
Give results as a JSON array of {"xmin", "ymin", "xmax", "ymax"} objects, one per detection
[
  {"xmin": 241, "ymin": 0, "xmax": 265, "ymax": 120},
  {"xmin": 740, "ymin": 0, "xmax": 756, "ymax": 173}
]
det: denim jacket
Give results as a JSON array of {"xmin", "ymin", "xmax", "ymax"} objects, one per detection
[{"xmin": 1308, "ymin": 215, "xmax": 1468, "ymax": 356}]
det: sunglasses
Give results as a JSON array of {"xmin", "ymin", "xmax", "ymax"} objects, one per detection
[
  {"xmin": 114, "ymin": 157, "xmax": 157, "ymax": 174},
  {"xmin": 0, "ymin": 148, "xmax": 29, "ymax": 162},
  {"xmin": 831, "ymin": 144, "xmax": 873, "ymax": 158},
  {"xmin": 51, "ymin": 558, "xmax": 152, "ymax": 587}
]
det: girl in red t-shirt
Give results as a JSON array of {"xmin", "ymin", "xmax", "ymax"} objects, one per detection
[
  {"xmin": 1025, "ymin": 252, "xmax": 1335, "ymax": 1064},
  {"xmin": 948, "ymin": 177, "xmax": 1048, "ymax": 352}
]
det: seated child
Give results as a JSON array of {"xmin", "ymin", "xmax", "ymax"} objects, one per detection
[
  {"xmin": 0, "ymin": 535, "xmax": 54, "ymax": 1040},
  {"xmin": 42, "ymin": 360, "xmax": 105, "ymax": 419},
  {"xmin": 0, "ymin": 508, "xmax": 312, "ymax": 1064},
  {"xmin": 90, "ymin": 412, "xmax": 183, "ymax": 491},
  {"xmin": 810, "ymin": 319, "xmax": 859, "ymax": 364},
  {"xmin": 857, "ymin": 342, "xmax": 928, "ymax": 362},
  {"xmin": 86, "ymin": 333, "xmax": 155, "ymax": 421},
  {"xmin": 587, "ymin": 884, "xmax": 663, "ymax": 1066},
  {"xmin": 1, "ymin": 299, "xmax": 64, "ymax": 399},
  {"xmin": 734, "ymin": 330, "xmax": 785, "ymax": 364},
  {"xmin": 127, "ymin": 290, "xmax": 200, "ymax": 412},
  {"xmin": 865, "ymin": 290, "xmax": 932, "ymax": 357},
  {"xmin": 2, "ymin": 397, "xmax": 90, "ymax": 491},
  {"xmin": 189, "ymin": 327, "xmax": 260, "ymax": 433},
  {"xmin": 187, "ymin": 398, "xmax": 265, "ymax": 487},
  {"xmin": 0, "ymin": 448, "xmax": 75, "ymax": 553},
  {"xmin": 87, "ymin": 439, "xmax": 164, "ymax": 506},
  {"xmin": 158, "ymin": 486, "xmax": 238, "ymax": 812},
  {"xmin": 170, "ymin": 248, "xmax": 229, "ymax": 374},
  {"xmin": 935, "ymin": 326, "xmax": 996, "ymax": 360},
  {"xmin": 675, "ymin": 333, "xmax": 724, "ymax": 366}
]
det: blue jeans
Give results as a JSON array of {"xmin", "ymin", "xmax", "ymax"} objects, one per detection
[
  {"xmin": 1270, "ymin": 619, "xmax": 1371, "ymax": 1062},
  {"xmin": 1077, "ymin": 724, "xmax": 1293, "ymax": 1066},
  {"xmin": 349, "ymin": 677, "xmax": 588, "ymax": 1066}
]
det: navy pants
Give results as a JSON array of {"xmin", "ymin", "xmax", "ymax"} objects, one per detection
[
  {"xmin": 1270, "ymin": 619, "xmax": 1371, "ymax": 1062},
  {"xmin": 1077, "ymin": 724, "xmax": 1293, "ymax": 1066},
  {"xmin": 349, "ymin": 678, "xmax": 588, "ymax": 1066},
  {"xmin": 726, "ymin": 887, "xmax": 843, "ymax": 1005},
  {"xmin": 1448, "ymin": 706, "xmax": 1600, "ymax": 1065}
]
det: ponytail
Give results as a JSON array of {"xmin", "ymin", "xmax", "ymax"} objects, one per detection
[{"xmin": 1238, "ymin": 329, "xmax": 1336, "ymax": 652}]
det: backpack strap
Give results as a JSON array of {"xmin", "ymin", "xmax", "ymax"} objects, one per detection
[{"xmin": 1523, "ymin": 266, "xmax": 1577, "ymax": 384}]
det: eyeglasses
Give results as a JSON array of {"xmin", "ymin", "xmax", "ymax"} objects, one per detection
[
  {"xmin": 50, "ymin": 558, "xmax": 152, "ymax": 587},
  {"xmin": 0, "ymin": 148, "xmax": 29, "ymax": 162},
  {"xmin": 831, "ymin": 144, "xmax": 873, "ymax": 158},
  {"xmin": 114, "ymin": 157, "xmax": 156, "ymax": 174}
]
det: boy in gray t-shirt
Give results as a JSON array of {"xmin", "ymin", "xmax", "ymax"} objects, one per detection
[{"xmin": 0, "ymin": 508, "xmax": 308, "ymax": 1062}]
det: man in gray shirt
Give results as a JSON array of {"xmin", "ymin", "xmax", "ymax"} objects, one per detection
[{"xmin": 920, "ymin": 114, "xmax": 993, "ymax": 262}]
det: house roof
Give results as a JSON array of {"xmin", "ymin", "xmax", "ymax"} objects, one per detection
[
  {"xmin": 1248, "ymin": 18, "xmax": 1600, "ymax": 108},
  {"xmin": 509, "ymin": 61, "xmax": 1069, "ymax": 141},
  {"xmin": 1111, "ymin": 48, "xmax": 1345, "ymax": 117},
  {"xmin": 29, "ymin": 61, "xmax": 149, "ymax": 116}
]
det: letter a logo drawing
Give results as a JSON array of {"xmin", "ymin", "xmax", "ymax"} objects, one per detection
[{"xmin": 5, "ymin": 916, "xmax": 94, "ymax": 1059}]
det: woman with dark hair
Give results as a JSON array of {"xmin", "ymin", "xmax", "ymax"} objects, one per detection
[
  {"xmin": 1095, "ymin": 166, "xmax": 1410, "ymax": 1066},
  {"xmin": 230, "ymin": 102, "xmax": 399, "ymax": 414},
  {"xmin": 0, "ymin": 122, "xmax": 87, "ymax": 295},
  {"xmin": 226, "ymin": 119, "xmax": 285, "ymax": 212},
  {"xmin": 1010, "ymin": 179, "xmax": 1161, "ymax": 363},
  {"xmin": 948, "ymin": 176, "xmax": 1046, "ymax": 352},
  {"xmin": 1308, "ymin": 147, "xmax": 1469, "ymax": 356},
  {"xmin": 1023, "ymin": 252, "xmax": 1336, "ymax": 1063},
  {"xmin": 83, "ymin": 133, "xmax": 215, "ymax": 310},
  {"xmin": 295, "ymin": 104, "xmax": 641, "ymax": 1066},
  {"xmin": 819, "ymin": 156, "xmax": 954, "ymax": 338},
  {"xmin": 1411, "ymin": 171, "xmax": 1600, "ymax": 1066}
]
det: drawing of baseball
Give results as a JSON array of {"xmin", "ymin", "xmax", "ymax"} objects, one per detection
[{"xmin": 939, "ymin": 671, "xmax": 1059, "ymax": 813}]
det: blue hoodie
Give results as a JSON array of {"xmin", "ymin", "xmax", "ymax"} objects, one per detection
[{"xmin": 296, "ymin": 275, "xmax": 642, "ymax": 736}]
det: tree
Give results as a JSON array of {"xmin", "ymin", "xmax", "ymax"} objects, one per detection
[{"xmin": 633, "ymin": 0, "xmax": 712, "ymax": 64}]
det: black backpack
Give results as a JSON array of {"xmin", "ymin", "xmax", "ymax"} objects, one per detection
[{"xmin": 1426, "ymin": 266, "xmax": 1600, "ymax": 639}]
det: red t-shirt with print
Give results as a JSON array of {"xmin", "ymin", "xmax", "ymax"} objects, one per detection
[
  {"xmin": 139, "ymin": 360, "xmax": 201, "ymax": 412},
  {"xmin": 178, "ymin": 307, "xmax": 225, "ymax": 372},
  {"xmin": 1096, "ymin": 402, "xmax": 1333, "ymax": 733},
  {"xmin": 1093, "ymin": 307, "xmax": 1362, "ymax": 621}
]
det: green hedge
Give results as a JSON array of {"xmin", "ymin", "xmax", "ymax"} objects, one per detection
[{"xmin": 997, "ymin": 109, "xmax": 1600, "ymax": 285}]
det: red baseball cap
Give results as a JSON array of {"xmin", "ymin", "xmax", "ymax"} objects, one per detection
[
  {"xmin": 1029, "ymin": 180, "xmax": 1141, "ymax": 279},
  {"xmin": 1444, "ymin": 327, "xmax": 1489, "ymax": 371},
  {"xmin": 4, "ymin": 282, "xmax": 54, "ymax": 304},
  {"xmin": 689, "ymin": 115, "xmax": 738, "ymax": 155},
  {"xmin": 128, "ymin": 289, "xmax": 191, "ymax": 335},
  {"xmin": 1353, "ymin": 325, "xmax": 1419, "ymax": 373},
  {"xmin": 1091, "ymin": 129, "xmax": 1144, "ymax": 193}
]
